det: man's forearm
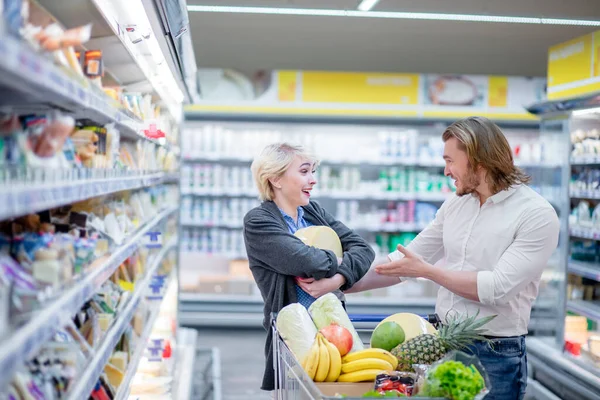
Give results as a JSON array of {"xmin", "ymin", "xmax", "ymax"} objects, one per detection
[
  {"xmin": 344, "ymin": 265, "xmax": 400, "ymax": 293},
  {"xmin": 424, "ymin": 267, "xmax": 480, "ymax": 302}
]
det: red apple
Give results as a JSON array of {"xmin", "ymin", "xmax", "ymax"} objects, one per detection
[{"xmin": 319, "ymin": 323, "xmax": 353, "ymax": 356}]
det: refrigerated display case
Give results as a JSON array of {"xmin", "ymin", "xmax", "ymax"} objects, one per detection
[
  {"xmin": 177, "ymin": 112, "xmax": 561, "ymax": 334},
  {"xmin": 525, "ymin": 100, "xmax": 600, "ymax": 399}
]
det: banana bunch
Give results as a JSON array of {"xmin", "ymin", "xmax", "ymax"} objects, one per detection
[
  {"xmin": 301, "ymin": 333, "xmax": 342, "ymax": 382},
  {"xmin": 336, "ymin": 348, "xmax": 398, "ymax": 383}
]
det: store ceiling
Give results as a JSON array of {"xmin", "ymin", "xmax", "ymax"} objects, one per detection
[{"xmin": 187, "ymin": 0, "xmax": 600, "ymax": 78}]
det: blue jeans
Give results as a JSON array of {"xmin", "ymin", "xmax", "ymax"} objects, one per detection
[{"xmin": 467, "ymin": 336, "xmax": 527, "ymax": 400}]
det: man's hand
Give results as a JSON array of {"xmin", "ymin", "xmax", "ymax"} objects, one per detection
[
  {"xmin": 375, "ymin": 245, "xmax": 432, "ymax": 278},
  {"xmin": 296, "ymin": 274, "xmax": 345, "ymax": 298}
]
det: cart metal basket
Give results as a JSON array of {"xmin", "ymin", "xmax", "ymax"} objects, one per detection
[{"xmin": 272, "ymin": 313, "xmax": 446, "ymax": 400}]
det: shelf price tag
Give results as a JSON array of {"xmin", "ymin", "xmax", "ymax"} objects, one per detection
[
  {"xmin": 144, "ymin": 231, "xmax": 163, "ymax": 249},
  {"xmin": 147, "ymin": 275, "xmax": 167, "ymax": 300},
  {"xmin": 147, "ymin": 338, "xmax": 164, "ymax": 362}
]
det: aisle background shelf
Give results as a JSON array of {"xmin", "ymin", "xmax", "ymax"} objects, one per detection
[
  {"xmin": 566, "ymin": 300, "xmax": 600, "ymax": 322},
  {"xmin": 65, "ymin": 236, "xmax": 177, "ymax": 400},
  {"xmin": 0, "ymin": 206, "xmax": 177, "ymax": 389},
  {"xmin": 178, "ymin": 114, "xmax": 567, "ymax": 331},
  {"xmin": 567, "ymin": 260, "xmax": 600, "ymax": 281}
]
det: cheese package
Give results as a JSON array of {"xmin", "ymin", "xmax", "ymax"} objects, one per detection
[
  {"xmin": 104, "ymin": 362, "xmax": 125, "ymax": 388},
  {"xmin": 294, "ymin": 226, "xmax": 342, "ymax": 258},
  {"xmin": 110, "ymin": 351, "xmax": 128, "ymax": 372}
]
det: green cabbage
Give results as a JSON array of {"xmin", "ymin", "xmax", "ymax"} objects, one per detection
[
  {"xmin": 308, "ymin": 293, "xmax": 364, "ymax": 353},
  {"xmin": 276, "ymin": 303, "xmax": 318, "ymax": 362}
]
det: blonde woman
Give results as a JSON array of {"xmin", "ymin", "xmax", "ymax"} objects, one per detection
[{"xmin": 243, "ymin": 143, "xmax": 374, "ymax": 393}]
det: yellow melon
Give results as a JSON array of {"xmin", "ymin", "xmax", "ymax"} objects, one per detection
[
  {"xmin": 376, "ymin": 313, "xmax": 437, "ymax": 342},
  {"xmin": 294, "ymin": 226, "xmax": 343, "ymax": 258}
]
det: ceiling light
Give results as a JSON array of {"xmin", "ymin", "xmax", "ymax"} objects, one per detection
[
  {"xmin": 573, "ymin": 107, "xmax": 600, "ymax": 116},
  {"xmin": 357, "ymin": 0, "xmax": 379, "ymax": 12},
  {"xmin": 186, "ymin": 5, "xmax": 600, "ymax": 26}
]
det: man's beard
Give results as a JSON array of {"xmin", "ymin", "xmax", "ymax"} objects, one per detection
[{"xmin": 455, "ymin": 170, "xmax": 480, "ymax": 196}]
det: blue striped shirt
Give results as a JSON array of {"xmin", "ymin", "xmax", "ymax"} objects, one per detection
[{"xmin": 278, "ymin": 207, "xmax": 317, "ymax": 308}]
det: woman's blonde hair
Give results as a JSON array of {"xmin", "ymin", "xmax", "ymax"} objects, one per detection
[
  {"xmin": 442, "ymin": 116, "xmax": 531, "ymax": 193},
  {"xmin": 251, "ymin": 143, "xmax": 319, "ymax": 201}
]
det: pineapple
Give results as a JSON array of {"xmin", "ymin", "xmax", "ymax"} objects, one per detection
[{"xmin": 391, "ymin": 312, "xmax": 496, "ymax": 371}]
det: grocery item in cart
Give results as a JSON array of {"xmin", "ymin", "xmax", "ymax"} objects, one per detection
[
  {"xmin": 338, "ymin": 348, "xmax": 398, "ymax": 383},
  {"xmin": 370, "ymin": 321, "xmax": 405, "ymax": 351},
  {"xmin": 319, "ymin": 322, "xmax": 353, "ymax": 356},
  {"xmin": 276, "ymin": 303, "xmax": 318, "ymax": 363},
  {"xmin": 373, "ymin": 371, "xmax": 417, "ymax": 396},
  {"xmin": 391, "ymin": 311, "xmax": 495, "ymax": 371},
  {"xmin": 377, "ymin": 312, "xmax": 437, "ymax": 342},
  {"xmin": 309, "ymin": 293, "xmax": 364, "ymax": 353},
  {"xmin": 416, "ymin": 351, "xmax": 490, "ymax": 400},
  {"xmin": 302, "ymin": 332, "xmax": 343, "ymax": 382}
]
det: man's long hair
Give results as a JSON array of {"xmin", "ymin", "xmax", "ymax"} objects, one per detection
[{"xmin": 442, "ymin": 116, "xmax": 531, "ymax": 194}]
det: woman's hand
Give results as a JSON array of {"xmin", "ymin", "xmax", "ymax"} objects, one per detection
[{"xmin": 296, "ymin": 274, "xmax": 346, "ymax": 298}]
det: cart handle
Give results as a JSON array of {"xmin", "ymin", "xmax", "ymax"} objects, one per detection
[
  {"xmin": 271, "ymin": 312, "xmax": 441, "ymax": 327},
  {"xmin": 349, "ymin": 313, "xmax": 440, "ymax": 325}
]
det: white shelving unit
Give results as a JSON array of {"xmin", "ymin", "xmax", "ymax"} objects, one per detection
[
  {"xmin": 0, "ymin": 0, "xmax": 194, "ymax": 395},
  {"xmin": 113, "ymin": 270, "xmax": 176, "ymax": 400},
  {"xmin": 65, "ymin": 238, "xmax": 177, "ymax": 400},
  {"xmin": 0, "ymin": 35, "xmax": 149, "ymax": 142},
  {"xmin": 0, "ymin": 207, "xmax": 176, "ymax": 389}
]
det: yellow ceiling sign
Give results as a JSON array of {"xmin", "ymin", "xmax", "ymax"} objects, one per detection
[
  {"xmin": 301, "ymin": 71, "xmax": 420, "ymax": 105},
  {"xmin": 548, "ymin": 33, "xmax": 593, "ymax": 88}
]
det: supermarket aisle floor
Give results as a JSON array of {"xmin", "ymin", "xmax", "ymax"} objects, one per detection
[{"xmin": 194, "ymin": 327, "xmax": 272, "ymax": 400}]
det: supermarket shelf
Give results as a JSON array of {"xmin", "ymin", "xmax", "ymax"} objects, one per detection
[
  {"xmin": 570, "ymin": 189, "xmax": 600, "ymax": 200},
  {"xmin": 180, "ymin": 220, "xmax": 429, "ymax": 233},
  {"xmin": 0, "ymin": 33, "xmax": 162, "ymax": 144},
  {"xmin": 181, "ymin": 221, "xmax": 243, "ymax": 229},
  {"xmin": 182, "ymin": 153, "xmax": 444, "ymax": 167},
  {"xmin": 66, "ymin": 237, "xmax": 178, "ymax": 400},
  {"xmin": 568, "ymin": 261, "xmax": 600, "ymax": 281},
  {"xmin": 183, "ymin": 154, "xmax": 558, "ymax": 169},
  {"xmin": 114, "ymin": 271, "xmax": 176, "ymax": 400},
  {"xmin": 0, "ymin": 171, "xmax": 174, "ymax": 221},
  {"xmin": 571, "ymin": 156, "xmax": 600, "ymax": 166},
  {"xmin": 173, "ymin": 328, "xmax": 200, "ymax": 400},
  {"xmin": 354, "ymin": 222, "xmax": 429, "ymax": 233},
  {"xmin": 179, "ymin": 311, "xmax": 264, "ymax": 328},
  {"xmin": 0, "ymin": 206, "xmax": 177, "ymax": 389},
  {"xmin": 566, "ymin": 300, "xmax": 600, "ymax": 321},
  {"xmin": 527, "ymin": 337, "xmax": 600, "ymax": 399},
  {"xmin": 180, "ymin": 187, "xmax": 450, "ymax": 202},
  {"xmin": 570, "ymin": 226, "xmax": 600, "ymax": 241}
]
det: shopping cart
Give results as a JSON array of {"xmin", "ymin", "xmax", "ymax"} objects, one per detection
[{"xmin": 271, "ymin": 313, "xmax": 446, "ymax": 400}]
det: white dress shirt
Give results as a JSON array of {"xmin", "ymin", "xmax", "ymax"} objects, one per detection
[{"xmin": 388, "ymin": 185, "xmax": 560, "ymax": 336}]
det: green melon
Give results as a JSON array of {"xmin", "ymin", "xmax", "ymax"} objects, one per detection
[{"xmin": 370, "ymin": 321, "xmax": 405, "ymax": 351}]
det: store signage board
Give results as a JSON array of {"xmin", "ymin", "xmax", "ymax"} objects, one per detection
[
  {"xmin": 189, "ymin": 69, "xmax": 546, "ymax": 121},
  {"xmin": 547, "ymin": 30, "xmax": 600, "ymax": 100}
]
